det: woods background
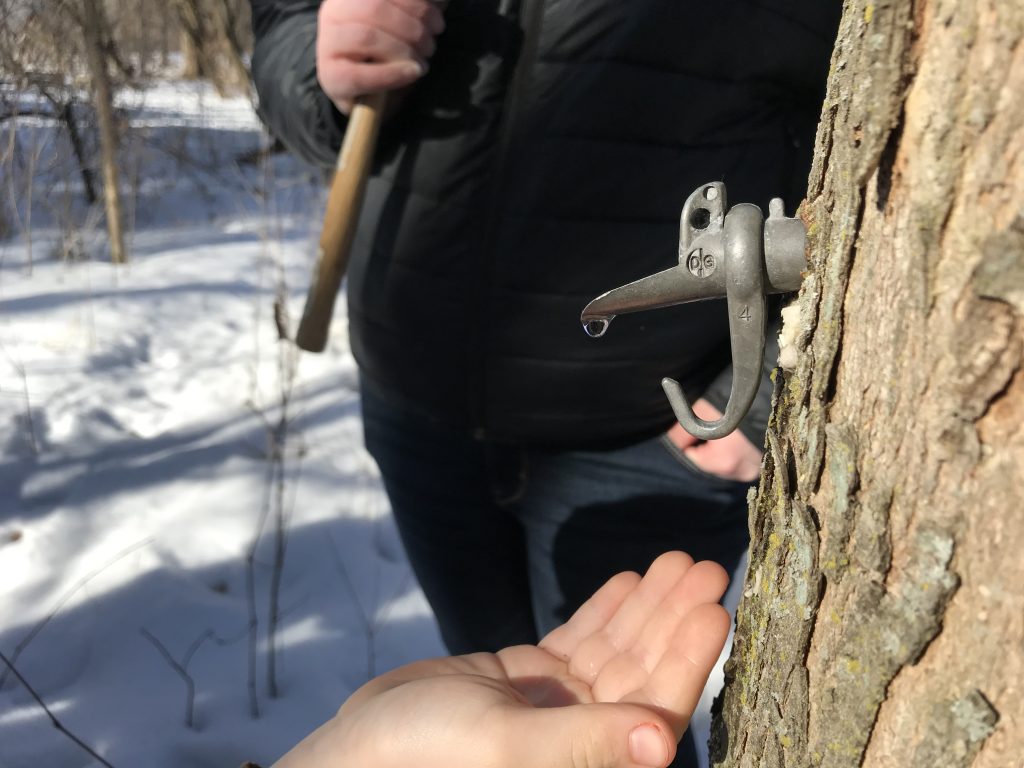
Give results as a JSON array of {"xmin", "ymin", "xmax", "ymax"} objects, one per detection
[{"xmin": 0, "ymin": 0, "xmax": 253, "ymax": 262}]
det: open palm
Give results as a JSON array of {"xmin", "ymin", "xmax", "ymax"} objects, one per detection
[{"xmin": 276, "ymin": 552, "xmax": 731, "ymax": 768}]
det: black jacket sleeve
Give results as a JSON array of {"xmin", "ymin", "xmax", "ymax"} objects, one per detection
[{"xmin": 249, "ymin": 0, "xmax": 345, "ymax": 169}]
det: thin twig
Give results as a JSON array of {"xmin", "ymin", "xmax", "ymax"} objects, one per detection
[
  {"xmin": 266, "ymin": 396, "xmax": 292, "ymax": 695},
  {"xmin": 267, "ymin": 441, "xmax": 304, "ymax": 698},
  {"xmin": 266, "ymin": 268, "xmax": 300, "ymax": 698},
  {"xmin": 0, "ymin": 342, "xmax": 38, "ymax": 454},
  {"xmin": 182, "ymin": 629, "xmax": 213, "ymax": 668},
  {"xmin": 0, "ymin": 538, "xmax": 152, "ymax": 690},
  {"xmin": 327, "ymin": 531, "xmax": 374, "ymax": 681},
  {"xmin": 267, "ymin": 447, "xmax": 286, "ymax": 698},
  {"xmin": 245, "ymin": 457, "xmax": 275, "ymax": 719},
  {"xmin": 326, "ymin": 523, "xmax": 410, "ymax": 682},
  {"xmin": 326, "ymin": 452, "xmax": 389, "ymax": 681},
  {"xmin": 139, "ymin": 628, "xmax": 213, "ymax": 729},
  {"xmin": 0, "ymin": 650, "xmax": 115, "ymax": 768},
  {"xmin": 248, "ymin": 131, "xmax": 306, "ymax": 704}
]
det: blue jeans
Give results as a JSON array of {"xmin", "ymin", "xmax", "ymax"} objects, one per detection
[{"xmin": 361, "ymin": 379, "xmax": 750, "ymax": 766}]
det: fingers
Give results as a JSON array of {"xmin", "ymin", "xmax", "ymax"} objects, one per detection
[
  {"xmin": 683, "ymin": 434, "xmax": 763, "ymax": 482},
  {"xmin": 390, "ymin": 0, "xmax": 446, "ymax": 35},
  {"xmin": 316, "ymin": 0, "xmax": 445, "ymax": 108},
  {"xmin": 318, "ymin": 57, "xmax": 424, "ymax": 110},
  {"xmin": 691, "ymin": 398, "xmax": 724, "ymax": 421},
  {"xmin": 630, "ymin": 560, "xmax": 729, "ymax": 673},
  {"xmin": 540, "ymin": 570, "xmax": 641, "ymax": 662},
  {"xmin": 567, "ymin": 552, "xmax": 694, "ymax": 685},
  {"xmin": 677, "ymin": 398, "xmax": 763, "ymax": 481},
  {"xmin": 622, "ymin": 603, "xmax": 731, "ymax": 738},
  {"xmin": 321, "ymin": 0, "xmax": 442, "ymax": 56},
  {"xmin": 590, "ymin": 560, "xmax": 728, "ymax": 702},
  {"xmin": 666, "ymin": 422, "xmax": 698, "ymax": 450},
  {"xmin": 668, "ymin": 399, "xmax": 724, "ymax": 446},
  {"xmin": 602, "ymin": 553, "xmax": 697, "ymax": 649},
  {"xmin": 319, "ymin": 22, "xmax": 425, "ymax": 67},
  {"xmin": 502, "ymin": 702, "xmax": 678, "ymax": 768}
]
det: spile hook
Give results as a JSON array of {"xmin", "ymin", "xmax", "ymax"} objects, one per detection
[
  {"xmin": 662, "ymin": 204, "xmax": 765, "ymax": 439},
  {"xmin": 581, "ymin": 183, "xmax": 806, "ymax": 440}
]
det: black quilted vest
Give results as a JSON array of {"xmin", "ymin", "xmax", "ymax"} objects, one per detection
[{"xmin": 341, "ymin": 0, "xmax": 840, "ymax": 446}]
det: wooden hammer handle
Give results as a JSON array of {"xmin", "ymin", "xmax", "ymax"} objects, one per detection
[{"xmin": 295, "ymin": 92, "xmax": 386, "ymax": 352}]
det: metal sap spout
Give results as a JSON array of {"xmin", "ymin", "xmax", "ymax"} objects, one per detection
[
  {"xmin": 580, "ymin": 264, "xmax": 725, "ymax": 337},
  {"xmin": 579, "ymin": 181, "xmax": 808, "ymax": 441}
]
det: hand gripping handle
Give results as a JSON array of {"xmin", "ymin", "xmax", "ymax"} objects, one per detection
[{"xmin": 295, "ymin": 92, "xmax": 387, "ymax": 353}]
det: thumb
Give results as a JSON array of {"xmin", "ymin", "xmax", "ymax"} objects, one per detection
[{"xmin": 503, "ymin": 702, "xmax": 677, "ymax": 768}]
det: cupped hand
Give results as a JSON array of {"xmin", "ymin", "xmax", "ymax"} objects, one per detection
[
  {"xmin": 273, "ymin": 552, "xmax": 731, "ymax": 768},
  {"xmin": 666, "ymin": 398, "xmax": 763, "ymax": 482},
  {"xmin": 316, "ymin": 0, "xmax": 446, "ymax": 113}
]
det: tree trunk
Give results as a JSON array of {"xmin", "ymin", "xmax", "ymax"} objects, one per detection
[
  {"xmin": 81, "ymin": 0, "xmax": 127, "ymax": 264},
  {"xmin": 177, "ymin": 4, "xmax": 204, "ymax": 81},
  {"xmin": 173, "ymin": 0, "xmax": 250, "ymax": 96},
  {"xmin": 207, "ymin": 0, "xmax": 251, "ymax": 96},
  {"xmin": 56, "ymin": 99, "xmax": 98, "ymax": 206},
  {"xmin": 160, "ymin": 4, "xmax": 172, "ymax": 69},
  {"xmin": 711, "ymin": 1, "xmax": 1023, "ymax": 766}
]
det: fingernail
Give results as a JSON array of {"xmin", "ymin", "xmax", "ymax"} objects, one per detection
[
  {"xmin": 403, "ymin": 60, "xmax": 426, "ymax": 79},
  {"xmin": 629, "ymin": 724, "xmax": 669, "ymax": 768}
]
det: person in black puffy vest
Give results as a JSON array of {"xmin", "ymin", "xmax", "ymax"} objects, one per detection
[{"xmin": 249, "ymin": 1, "xmax": 839, "ymax": 765}]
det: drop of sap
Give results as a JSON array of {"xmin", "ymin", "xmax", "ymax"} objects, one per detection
[{"xmin": 583, "ymin": 318, "xmax": 611, "ymax": 338}]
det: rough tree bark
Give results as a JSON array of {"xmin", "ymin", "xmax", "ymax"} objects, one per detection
[
  {"xmin": 81, "ymin": 0, "xmax": 127, "ymax": 264},
  {"xmin": 711, "ymin": 1, "xmax": 1023, "ymax": 766}
]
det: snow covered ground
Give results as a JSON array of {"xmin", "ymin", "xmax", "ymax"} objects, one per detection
[
  {"xmin": 0, "ymin": 81, "xmax": 735, "ymax": 768},
  {"xmin": 0, "ymin": 81, "xmax": 447, "ymax": 767}
]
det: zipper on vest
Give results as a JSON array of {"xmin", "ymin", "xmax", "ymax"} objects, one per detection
[{"xmin": 468, "ymin": 0, "xmax": 545, "ymax": 440}]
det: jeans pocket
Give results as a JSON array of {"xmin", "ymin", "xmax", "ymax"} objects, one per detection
[
  {"xmin": 486, "ymin": 444, "xmax": 529, "ymax": 507},
  {"xmin": 657, "ymin": 434, "xmax": 754, "ymax": 492}
]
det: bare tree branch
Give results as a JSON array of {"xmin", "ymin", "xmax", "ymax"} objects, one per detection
[
  {"xmin": 244, "ymin": 456, "xmax": 274, "ymax": 719},
  {"xmin": 0, "ymin": 538, "xmax": 152, "ymax": 690},
  {"xmin": 139, "ymin": 627, "xmax": 213, "ymax": 729},
  {"xmin": 0, "ymin": 649, "xmax": 116, "ymax": 768}
]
